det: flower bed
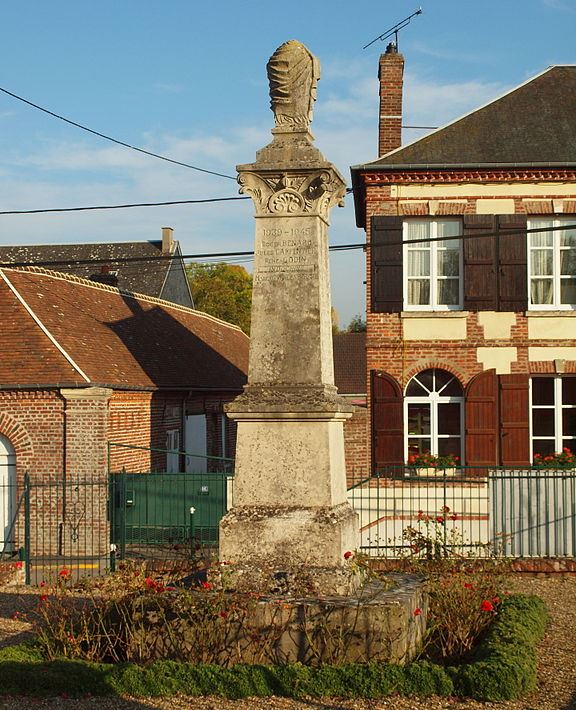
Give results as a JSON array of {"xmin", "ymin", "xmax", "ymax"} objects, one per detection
[{"xmin": 0, "ymin": 594, "xmax": 547, "ymax": 700}]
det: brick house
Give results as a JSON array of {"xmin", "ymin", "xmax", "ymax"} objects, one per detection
[
  {"xmin": 0, "ymin": 226, "xmax": 193, "ymax": 308},
  {"xmin": 350, "ymin": 46, "xmax": 576, "ymax": 473},
  {"xmin": 0, "ymin": 266, "xmax": 248, "ymax": 555}
]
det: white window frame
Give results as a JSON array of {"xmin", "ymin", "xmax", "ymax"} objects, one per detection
[
  {"xmin": 528, "ymin": 216, "xmax": 576, "ymax": 311},
  {"xmin": 403, "ymin": 370, "xmax": 465, "ymax": 462},
  {"xmin": 403, "ymin": 218, "xmax": 463, "ymax": 311},
  {"xmin": 529, "ymin": 376, "xmax": 576, "ymax": 456}
]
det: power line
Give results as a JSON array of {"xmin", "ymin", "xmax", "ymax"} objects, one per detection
[
  {"xmin": 0, "ymin": 196, "xmax": 249, "ymax": 215},
  {"xmin": 0, "ymin": 86, "xmax": 236, "ymax": 181},
  {"xmin": 0, "ymin": 222, "xmax": 574, "ymax": 270}
]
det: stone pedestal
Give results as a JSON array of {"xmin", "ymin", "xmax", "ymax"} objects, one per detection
[{"xmin": 219, "ymin": 40, "xmax": 359, "ymax": 595}]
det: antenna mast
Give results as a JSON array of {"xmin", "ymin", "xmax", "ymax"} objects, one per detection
[{"xmin": 363, "ymin": 8, "xmax": 423, "ymax": 50}]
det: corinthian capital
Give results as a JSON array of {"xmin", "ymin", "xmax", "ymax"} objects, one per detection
[{"xmin": 238, "ymin": 169, "xmax": 345, "ymax": 220}]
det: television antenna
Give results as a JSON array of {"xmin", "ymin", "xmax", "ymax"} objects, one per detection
[{"xmin": 363, "ymin": 8, "xmax": 423, "ymax": 50}]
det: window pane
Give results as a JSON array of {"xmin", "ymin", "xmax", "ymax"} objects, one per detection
[
  {"xmin": 560, "ymin": 278, "xmax": 576, "ymax": 305},
  {"xmin": 530, "ymin": 249, "xmax": 553, "ymax": 276},
  {"xmin": 532, "ymin": 378, "xmax": 554, "ymax": 405},
  {"xmin": 437, "ymin": 438, "xmax": 461, "ymax": 458},
  {"xmin": 407, "ymin": 404, "xmax": 430, "ymax": 435},
  {"xmin": 408, "ymin": 250, "xmax": 430, "ymax": 276},
  {"xmin": 437, "ymin": 279, "xmax": 459, "ymax": 305},
  {"xmin": 560, "ymin": 226, "xmax": 576, "ymax": 247},
  {"xmin": 436, "ymin": 220, "xmax": 460, "ymax": 239},
  {"xmin": 408, "ymin": 279, "xmax": 430, "ymax": 305},
  {"xmin": 438, "ymin": 403, "xmax": 461, "ymax": 435},
  {"xmin": 438, "ymin": 249, "xmax": 459, "ymax": 276},
  {"xmin": 560, "ymin": 249, "xmax": 576, "ymax": 275},
  {"xmin": 530, "ymin": 221, "xmax": 553, "ymax": 247},
  {"xmin": 406, "ymin": 379, "xmax": 427, "ymax": 396},
  {"xmin": 417, "ymin": 370, "xmax": 434, "ymax": 392},
  {"xmin": 434, "ymin": 369, "xmax": 452, "ymax": 391},
  {"xmin": 531, "ymin": 279, "xmax": 554, "ymax": 305},
  {"xmin": 406, "ymin": 220, "xmax": 430, "ymax": 241},
  {"xmin": 532, "ymin": 409, "xmax": 555, "ymax": 436},
  {"xmin": 533, "ymin": 439, "xmax": 555, "ymax": 457},
  {"xmin": 562, "ymin": 378, "xmax": 576, "ymax": 405},
  {"xmin": 408, "ymin": 438, "xmax": 431, "ymax": 456},
  {"xmin": 562, "ymin": 409, "xmax": 576, "ymax": 437}
]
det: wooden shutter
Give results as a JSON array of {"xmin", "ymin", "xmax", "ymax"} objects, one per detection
[
  {"xmin": 463, "ymin": 215, "xmax": 498, "ymax": 311},
  {"xmin": 498, "ymin": 214, "xmax": 528, "ymax": 312},
  {"xmin": 499, "ymin": 374, "xmax": 530, "ymax": 466},
  {"xmin": 371, "ymin": 370, "xmax": 403, "ymax": 470},
  {"xmin": 371, "ymin": 216, "xmax": 403, "ymax": 313},
  {"xmin": 465, "ymin": 369, "xmax": 498, "ymax": 466}
]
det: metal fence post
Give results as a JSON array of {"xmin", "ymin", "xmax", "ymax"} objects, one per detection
[{"xmin": 24, "ymin": 472, "xmax": 31, "ymax": 585}]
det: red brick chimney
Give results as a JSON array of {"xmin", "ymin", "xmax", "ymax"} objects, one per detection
[{"xmin": 378, "ymin": 42, "xmax": 404, "ymax": 156}]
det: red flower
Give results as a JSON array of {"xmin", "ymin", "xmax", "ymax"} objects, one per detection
[
  {"xmin": 144, "ymin": 577, "xmax": 156, "ymax": 589},
  {"xmin": 464, "ymin": 582, "xmax": 474, "ymax": 590},
  {"xmin": 435, "ymin": 516, "xmax": 445, "ymax": 524},
  {"xmin": 39, "ymin": 581, "xmax": 46, "ymax": 588},
  {"xmin": 59, "ymin": 568, "xmax": 71, "ymax": 579},
  {"xmin": 480, "ymin": 600, "xmax": 494, "ymax": 612},
  {"xmin": 449, "ymin": 514, "xmax": 458, "ymax": 521},
  {"xmin": 39, "ymin": 594, "xmax": 49, "ymax": 603},
  {"xmin": 201, "ymin": 581, "xmax": 212, "ymax": 590},
  {"xmin": 441, "ymin": 505, "xmax": 451, "ymax": 513},
  {"xmin": 343, "ymin": 551, "xmax": 354, "ymax": 560},
  {"xmin": 413, "ymin": 607, "xmax": 422, "ymax": 616},
  {"xmin": 219, "ymin": 610, "xmax": 229, "ymax": 619},
  {"xmin": 492, "ymin": 596, "xmax": 501, "ymax": 605},
  {"xmin": 13, "ymin": 561, "xmax": 23, "ymax": 569}
]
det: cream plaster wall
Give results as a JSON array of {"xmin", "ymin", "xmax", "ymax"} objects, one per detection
[
  {"xmin": 476, "ymin": 199, "xmax": 515, "ymax": 214},
  {"xmin": 476, "ymin": 347, "xmax": 517, "ymax": 374},
  {"xmin": 393, "ymin": 183, "xmax": 576, "ymax": 199},
  {"xmin": 477, "ymin": 312, "xmax": 517, "ymax": 339},
  {"xmin": 527, "ymin": 316, "xmax": 576, "ymax": 340},
  {"xmin": 403, "ymin": 317, "xmax": 466, "ymax": 340},
  {"xmin": 528, "ymin": 347, "xmax": 576, "ymax": 361}
]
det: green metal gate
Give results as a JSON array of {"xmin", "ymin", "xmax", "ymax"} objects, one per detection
[{"xmin": 109, "ymin": 470, "xmax": 233, "ymax": 558}]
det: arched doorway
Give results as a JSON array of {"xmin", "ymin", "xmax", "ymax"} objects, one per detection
[{"xmin": 0, "ymin": 435, "xmax": 16, "ymax": 553}]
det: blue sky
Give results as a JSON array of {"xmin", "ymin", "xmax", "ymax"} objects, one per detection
[{"xmin": 0, "ymin": 0, "xmax": 574, "ymax": 326}]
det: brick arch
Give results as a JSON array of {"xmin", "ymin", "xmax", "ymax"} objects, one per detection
[
  {"xmin": 402, "ymin": 362, "xmax": 467, "ymax": 391},
  {"xmin": 0, "ymin": 413, "xmax": 33, "ymax": 472}
]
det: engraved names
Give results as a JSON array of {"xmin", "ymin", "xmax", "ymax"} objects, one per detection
[{"xmin": 255, "ymin": 226, "xmax": 316, "ymax": 282}]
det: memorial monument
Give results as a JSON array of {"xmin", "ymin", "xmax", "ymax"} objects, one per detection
[{"xmin": 219, "ymin": 40, "xmax": 359, "ymax": 595}]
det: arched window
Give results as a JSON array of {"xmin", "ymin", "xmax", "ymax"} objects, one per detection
[
  {"xmin": 0, "ymin": 434, "xmax": 16, "ymax": 552},
  {"xmin": 405, "ymin": 368, "xmax": 464, "ymax": 460}
]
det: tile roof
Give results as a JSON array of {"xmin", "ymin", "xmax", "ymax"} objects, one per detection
[
  {"xmin": 333, "ymin": 332, "xmax": 366, "ymax": 395},
  {"xmin": 355, "ymin": 66, "xmax": 576, "ymax": 169},
  {"xmin": 0, "ymin": 267, "xmax": 248, "ymax": 391},
  {"xmin": 0, "ymin": 240, "xmax": 189, "ymax": 303}
]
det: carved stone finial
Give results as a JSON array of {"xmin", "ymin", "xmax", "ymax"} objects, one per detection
[{"xmin": 267, "ymin": 40, "xmax": 320, "ymax": 132}]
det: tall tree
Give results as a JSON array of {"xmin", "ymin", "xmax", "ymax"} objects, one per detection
[
  {"xmin": 186, "ymin": 262, "xmax": 253, "ymax": 334},
  {"xmin": 347, "ymin": 314, "xmax": 366, "ymax": 332}
]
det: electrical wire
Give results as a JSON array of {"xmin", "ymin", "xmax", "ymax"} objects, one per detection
[
  {"xmin": 0, "ymin": 222, "xmax": 574, "ymax": 271},
  {"xmin": 0, "ymin": 196, "xmax": 249, "ymax": 216},
  {"xmin": 0, "ymin": 86, "xmax": 236, "ymax": 180}
]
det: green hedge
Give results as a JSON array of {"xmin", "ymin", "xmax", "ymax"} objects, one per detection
[{"xmin": 0, "ymin": 594, "xmax": 547, "ymax": 701}]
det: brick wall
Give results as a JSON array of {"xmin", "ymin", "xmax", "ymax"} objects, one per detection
[
  {"xmin": 361, "ymin": 175, "xmax": 576, "ymax": 469},
  {"xmin": 344, "ymin": 406, "xmax": 369, "ymax": 486}
]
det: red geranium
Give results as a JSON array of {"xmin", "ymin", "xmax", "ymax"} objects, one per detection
[
  {"xmin": 413, "ymin": 607, "xmax": 422, "ymax": 616},
  {"xmin": 480, "ymin": 600, "xmax": 494, "ymax": 612},
  {"xmin": 343, "ymin": 551, "xmax": 354, "ymax": 560}
]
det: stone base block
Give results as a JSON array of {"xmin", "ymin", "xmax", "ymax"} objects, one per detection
[
  {"xmin": 142, "ymin": 575, "xmax": 427, "ymax": 666},
  {"xmin": 219, "ymin": 502, "xmax": 359, "ymax": 594}
]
